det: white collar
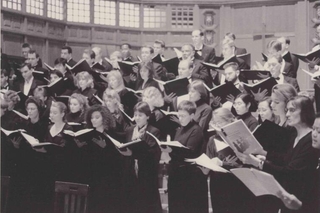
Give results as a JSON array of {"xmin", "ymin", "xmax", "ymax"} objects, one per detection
[
  {"xmin": 282, "ymin": 50, "xmax": 289, "ymax": 57},
  {"xmin": 195, "ymin": 44, "xmax": 204, "ymax": 51},
  {"xmin": 280, "ymin": 61, "xmax": 286, "ymax": 74}
]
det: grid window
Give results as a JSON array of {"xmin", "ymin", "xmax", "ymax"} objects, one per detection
[
  {"xmin": 171, "ymin": 6, "xmax": 193, "ymax": 29},
  {"xmin": 94, "ymin": 0, "xmax": 116, "ymax": 25},
  {"xmin": 2, "ymin": 0, "xmax": 22, "ymax": 10},
  {"xmin": 119, "ymin": 2, "xmax": 140, "ymax": 28},
  {"xmin": 143, "ymin": 6, "xmax": 166, "ymax": 28},
  {"xmin": 26, "ymin": 0, "xmax": 44, "ymax": 16},
  {"xmin": 67, "ymin": 0, "xmax": 90, "ymax": 23},
  {"xmin": 47, "ymin": 0, "xmax": 63, "ymax": 20}
]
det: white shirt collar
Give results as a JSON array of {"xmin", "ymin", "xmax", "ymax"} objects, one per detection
[
  {"xmin": 280, "ymin": 61, "xmax": 286, "ymax": 74},
  {"xmin": 195, "ymin": 44, "xmax": 204, "ymax": 51},
  {"xmin": 276, "ymin": 73, "xmax": 284, "ymax": 84},
  {"xmin": 282, "ymin": 50, "xmax": 289, "ymax": 57}
]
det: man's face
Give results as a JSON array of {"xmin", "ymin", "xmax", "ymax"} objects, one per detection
[
  {"xmin": 121, "ymin": 45, "xmax": 131, "ymax": 58},
  {"xmin": 153, "ymin": 43, "xmax": 164, "ymax": 55},
  {"xmin": 224, "ymin": 66, "xmax": 238, "ymax": 83},
  {"xmin": 267, "ymin": 57, "xmax": 281, "ymax": 78},
  {"xmin": 61, "ymin": 49, "xmax": 71, "ymax": 60},
  {"xmin": 27, "ymin": 53, "xmax": 38, "ymax": 67},
  {"xmin": 178, "ymin": 61, "xmax": 192, "ymax": 78},
  {"xmin": 22, "ymin": 47, "xmax": 30, "ymax": 59},
  {"xmin": 181, "ymin": 45, "xmax": 194, "ymax": 60},
  {"xmin": 1, "ymin": 74, "xmax": 8, "ymax": 86},
  {"xmin": 191, "ymin": 30, "xmax": 203, "ymax": 46},
  {"xmin": 20, "ymin": 66, "xmax": 33, "ymax": 80},
  {"xmin": 222, "ymin": 44, "xmax": 234, "ymax": 58},
  {"xmin": 141, "ymin": 47, "xmax": 152, "ymax": 62}
]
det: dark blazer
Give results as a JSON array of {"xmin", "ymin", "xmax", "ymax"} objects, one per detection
[
  {"xmin": 196, "ymin": 44, "xmax": 216, "ymax": 63},
  {"xmin": 124, "ymin": 124, "xmax": 162, "ymax": 213},
  {"xmin": 191, "ymin": 58, "xmax": 212, "ymax": 87},
  {"xmin": 238, "ymin": 112, "xmax": 258, "ymax": 132},
  {"xmin": 235, "ymin": 46, "xmax": 247, "ymax": 55},
  {"xmin": 32, "ymin": 66, "xmax": 49, "ymax": 83},
  {"xmin": 283, "ymin": 75, "xmax": 300, "ymax": 92},
  {"xmin": 282, "ymin": 61, "xmax": 295, "ymax": 78},
  {"xmin": 283, "ymin": 51, "xmax": 299, "ymax": 78},
  {"xmin": 15, "ymin": 78, "xmax": 44, "ymax": 96},
  {"xmin": 263, "ymin": 132, "xmax": 319, "ymax": 212},
  {"xmin": 194, "ymin": 100, "xmax": 212, "ymax": 131},
  {"xmin": 67, "ymin": 58, "xmax": 77, "ymax": 67}
]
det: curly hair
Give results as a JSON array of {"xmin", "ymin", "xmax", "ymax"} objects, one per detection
[
  {"xmin": 68, "ymin": 93, "xmax": 89, "ymax": 116},
  {"xmin": 103, "ymin": 88, "xmax": 123, "ymax": 111},
  {"xmin": 75, "ymin": 71, "xmax": 94, "ymax": 89},
  {"xmin": 85, "ymin": 105, "xmax": 116, "ymax": 130},
  {"xmin": 25, "ymin": 96, "xmax": 45, "ymax": 117}
]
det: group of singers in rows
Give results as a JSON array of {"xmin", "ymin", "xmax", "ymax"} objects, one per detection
[{"xmin": 1, "ymin": 30, "xmax": 320, "ymax": 213}]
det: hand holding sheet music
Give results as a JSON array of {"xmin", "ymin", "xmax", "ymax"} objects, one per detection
[{"xmin": 185, "ymin": 153, "xmax": 229, "ymax": 173}]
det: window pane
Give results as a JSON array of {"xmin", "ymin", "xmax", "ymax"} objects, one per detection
[
  {"xmin": 26, "ymin": 0, "xmax": 43, "ymax": 15},
  {"xmin": 67, "ymin": 0, "xmax": 90, "ymax": 23},
  {"xmin": 119, "ymin": 2, "xmax": 140, "ymax": 28},
  {"xmin": 3, "ymin": 0, "xmax": 22, "ymax": 11},
  {"xmin": 171, "ymin": 6, "xmax": 193, "ymax": 28},
  {"xmin": 94, "ymin": 0, "xmax": 116, "ymax": 26},
  {"xmin": 47, "ymin": 0, "xmax": 63, "ymax": 20},
  {"xmin": 143, "ymin": 5, "xmax": 166, "ymax": 28}
]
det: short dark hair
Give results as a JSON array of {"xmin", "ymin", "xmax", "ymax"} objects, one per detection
[
  {"xmin": 61, "ymin": 46, "xmax": 72, "ymax": 54},
  {"xmin": 225, "ymin": 32, "xmax": 236, "ymax": 40},
  {"xmin": 178, "ymin": 100, "xmax": 196, "ymax": 115},
  {"xmin": 134, "ymin": 102, "xmax": 151, "ymax": 117},
  {"xmin": 154, "ymin": 40, "xmax": 165, "ymax": 48},
  {"xmin": 288, "ymin": 95, "xmax": 315, "ymax": 128},
  {"xmin": 121, "ymin": 43, "xmax": 132, "ymax": 49},
  {"xmin": 54, "ymin": 58, "xmax": 67, "ymax": 66},
  {"xmin": 22, "ymin": 43, "xmax": 31, "ymax": 49},
  {"xmin": 25, "ymin": 96, "xmax": 44, "ymax": 116},
  {"xmin": 28, "ymin": 49, "xmax": 39, "ymax": 58},
  {"xmin": 235, "ymin": 93, "xmax": 257, "ymax": 112}
]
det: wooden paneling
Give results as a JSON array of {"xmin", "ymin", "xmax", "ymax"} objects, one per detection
[
  {"xmin": 142, "ymin": 32, "xmax": 167, "ymax": 45},
  {"xmin": 233, "ymin": 6, "xmax": 263, "ymax": 35},
  {"xmin": 48, "ymin": 22, "xmax": 65, "ymax": 39},
  {"xmin": 2, "ymin": 33, "xmax": 23, "ymax": 56},
  {"xmin": 26, "ymin": 18, "xmax": 46, "ymax": 35},
  {"xmin": 26, "ymin": 36, "xmax": 45, "ymax": 58},
  {"xmin": 265, "ymin": 4, "xmax": 295, "ymax": 32},
  {"xmin": 48, "ymin": 40, "xmax": 65, "ymax": 65},
  {"xmin": 68, "ymin": 43, "xmax": 91, "ymax": 62},
  {"xmin": 2, "ymin": 12, "xmax": 24, "ymax": 32}
]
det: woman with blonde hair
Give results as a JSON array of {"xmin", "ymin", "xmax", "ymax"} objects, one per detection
[
  {"xmin": 74, "ymin": 71, "xmax": 98, "ymax": 105},
  {"xmin": 66, "ymin": 93, "xmax": 89, "ymax": 124}
]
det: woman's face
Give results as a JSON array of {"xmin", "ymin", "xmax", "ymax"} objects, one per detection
[
  {"xmin": 271, "ymin": 93, "xmax": 286, "ymax": 116},
  {"xmin": 69, "ymin": 98, "xmax": 81, "ymax": 113},
  {"xmin": 134, "ymin": 111, "xmax": 148, "ymax": 127},
  {"xmin": 286, "ymin": 101, "xmax": 301, "ymax": 127},
  {"xmin": 108, "ymin": 76, "xmax": 120, "ymax": 89},
  {"xmin": 140, "ymin": 67, "xmax": 149, "ymax": 80},
  {"xmin": 50, "ymin": 106, "xmax": 64, "ymax": 123},
  {"xmin": 104, "ymin": 97, "xmax": 117, "ymax": 113},
  {"xmin": 178, "ymin": 110, "xmax": 193, "ymax": 126},
  {"xmin": 78, "ymin": 78, "xmax": 88, "ymax": 90},
  {"xmin": 91, "ymin": 111, "xmax": 103, "ymax": 128},
  {"xmin": 50, "ymin": 74, "xmax": 60, "ymax": 83},
  {"xmin": 312, "ymin": 118, "xmax": 320, "ymax": 149},
  {"xmin": 258, "ymin": 101, "xmax": 273, "ymax": 122},
  {"xmin": 26, "ymin": 103, "xmax": 39, "ymax": 120},
  {"xmin": 142, "ymin": 94, "xmax": 155, "ymax": 107},
  {"xmin": 188, "ymin": 88, "xmax": 201, "ymax": 102},
  {"xmin": 234, "ymin": 98, "xmax": 249, "ymax": 115}
]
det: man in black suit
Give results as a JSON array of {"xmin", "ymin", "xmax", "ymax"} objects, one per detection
[
  {"xmin": 61, "ymin": 46, "xmax": 77, "ymax": 67},
  {"xmin": 120, "ymin": 43, "xmax": 137, "ymax": 62},
  {"xmin": 1, "ymin": 69, "xmax": 12, "ymax": 90},
  {"xmin": 191, "ymin": 29, "xmax": 216, "ymax": 63},
  {"xmin": 14, "ymin": 63, "xmax": 44, "ymax": 96},
  {"xmin": 138, "ymin": 45, "xmax": 168, "ymax": 81},
  {"xmin": 92, "ymin": 46, "xmax": 112, "ymax": 71},
  {"xmin": 267, "ymin": 40, "xmax": 294, "ymax": 78},
  {"xmin": 277, "ymin": 37, "xmax": 299, "ymax": 78},
  {"xmin": 27, "ymin": 50, "xmax": 49, "ymax": 83},
  {"xmin": 181, "ymin": 44, "xmax": 212, "ymax": 87},
  {"xmin": 153, "ymin": 40, "xmax": 166, "ymax": 60},
  {"xmin": 224, "ymin": 32, "xmax": 247, "ymax": 55},
  {"xmin": 21, "ymin": 43, "xmax": 32, "ymax": 60},
  {"xmin": 266, "ymin": 55, "xmax": 300, "ymax": 92}
]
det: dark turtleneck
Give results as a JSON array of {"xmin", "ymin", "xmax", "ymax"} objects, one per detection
[
  {"xmin": 66, "ymin": 111, "xmax": 84, "ymax": 123},
  {"xmin": 238, "ymin": 112, "xmax": 258, "ymax": 132}
]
